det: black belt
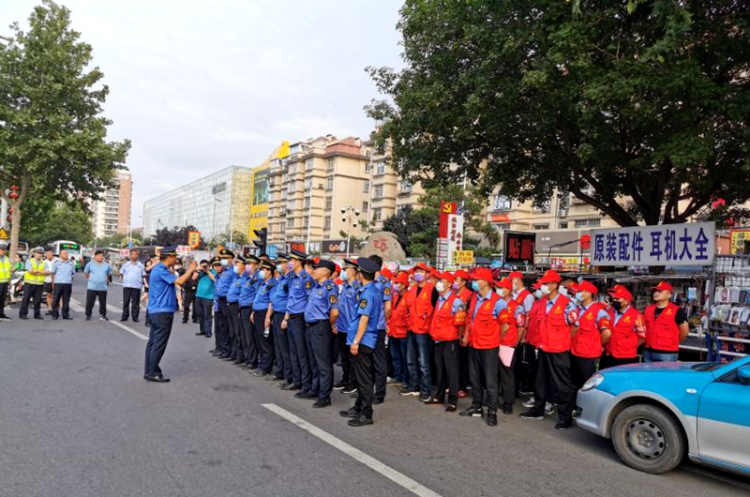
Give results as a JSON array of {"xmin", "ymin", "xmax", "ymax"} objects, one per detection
[
  {"xmin": 307, "ymin": 319, "xmax": 327, "ymax": 325},
  {"xmin": 240, "ymin": 306, "xmax": 252, "ymax": 310},
  {"xmin": 228, "ymin": 301, "xmax": 239, "ymax": 306},
  {"xmin": 218, "ymin": 298, "xmax": 227, "ymax": 303},
  {"xmin": 289, "ymin": 313, "xmax": 304, "ymax": 318}
]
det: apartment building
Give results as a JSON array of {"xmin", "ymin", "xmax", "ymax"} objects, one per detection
[
  {"xmin": 267, "ymin": 136, "xmax": 372, "ymax": 247},
  {"xmin": 91, "ymin": 171, "xmax": 133, "ymax": 239}
]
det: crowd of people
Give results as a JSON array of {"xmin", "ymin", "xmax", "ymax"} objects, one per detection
[{"xmin": 145, "ymin": 247, "xmax": 691, "ymax": 430}]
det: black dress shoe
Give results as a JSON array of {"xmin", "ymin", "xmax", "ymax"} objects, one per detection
[
  {"xmin": 85, "ymin": 316, "xmax": 91, "ymax": 321},
  {"xmin": 120, "ymin": 317, "xmax": 128, "ymax": 322},
  {"xmin": 34, "ymin": 315, "xmax": 43, "ymax": 320},
  {"xmin": 487, "ymin": 411, "xmax": 498, "ymax": 427},
  {"xmin": 503, "ymin": 403, "xmax": 514, "ymax": 415},
  {"xmin": 348, "ymin": 415, "xmax": 374, "ymax": 427},
  {"xmin": 62, "ymin": 316, "xmax": 73, "ymax": 320},
  {"xmin": 144, "ymin": 375, "xmax": 171, "ymax": 383},
  {"xmin": 181, "ymin": 319, "xmax": 188, "ymax": 324},
  {"xmin": 374, "ymin": 398, "xmax": 384, "ymax": 405},
  {"xmin": 295, "ymin": 391, "xmax": 317, "ymax": 400},
  {"xmin": 446, "ymin": 404, "xmax": 458, "ymax": 413},
  {"xmin": 45, "ymin": 310, "xmax": 52, "ymax": 315},
  {"xmin": 19, "ymin": 316, "xmax": 29, "ymax": 320},
  {"xmin": 339, "ymin": 407, "xmax": 359, "ymax": 418},
  {"xmin": 252, "ymin": 370, "xmax": 269, "ymax": 377},
  {"xmin": 312, "ymin": 399, "xmax": 331, "ymax": 409},
  {"xmin": 555, "ymin": 421, "xmax": 573, "ymax": 430},
  {"xmin": 195, "ymin": 332, "xmax": 206, "ymax": 336},
  {"xmin": 132, "ymin": 318, "xmax": 140, "ymax": 323}
]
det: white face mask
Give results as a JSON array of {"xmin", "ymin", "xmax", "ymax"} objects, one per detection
[
  {"xmin": 559, "ymin": 286, "xmax": 569, "ymax": 297},
  {"xmin": 534, "ymin": 289, "xmax": 543, "ymax": 299},
  {"xmin": 257, "ymin": 270, "xmax": 267, "ymax": 280},
  {"xmin": 512, "ymin": 281, "xmax": 522, "ymax": 292},
  {"xmin": 220, "ymin": 259, "xmax": 229, "ymax": 267},
  {"xmin": 540, "ymin": 284, "xmax": 551, "ymax": 295},
  {"xmin": 498, "ymin": 288, "xmax": 508, "ymax": 298},
  {"xmin": 435, "ymin": 281, "xmax": 446, "ymax": 293}
]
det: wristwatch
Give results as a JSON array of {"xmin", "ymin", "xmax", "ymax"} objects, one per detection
[{"xmin": 352, "ymin": 340, "xmax": 360, "ymax": 345}]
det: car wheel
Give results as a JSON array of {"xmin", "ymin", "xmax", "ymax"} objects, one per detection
[{"xmin": 611, "ymin": 404, "xmax": 685, "ymax": 474}]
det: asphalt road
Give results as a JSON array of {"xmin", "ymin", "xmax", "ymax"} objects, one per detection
[{"xmin": 1, "ymin": 281, "xmax": 748, "ymax": 497}]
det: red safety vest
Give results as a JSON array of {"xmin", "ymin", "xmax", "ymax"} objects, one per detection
[
  {"xmin": 513, "ymin": 288, "xmax": 531, "ymax": 307},
  {"xmin": 406, "ymin": 282, "xmax": 435, "ymax": 334},
  {"xmin": 467, "ymin": 291, "xmax": 502, "ymax": 349},
  {"xmin": 644, "ymin": 303, "xmax": 681, "ymax": 352},
  {"xmin": 457, "ymin": 287, "xmax": 473, "ymax": 307},
  {"xmin": 540, "ymin": 294, "xmax": 573, "ymax": 353},
  {"xmin": 430, "ymin": 292, "xmax": 465, "ymax": 342},
  {"xmin": 571, "ymin": 302, "xmax": 609, "ymax": 358},
  {"xmin": 525, "ymin": 298, "xmax": 545, "ymax": 348},
  {"xmin": 499, "ymin": 299, "xmax": 520, "ymax": 346},
  {"xmin": 388, "ymin": 291, "xmax": 409, "ymax": 339},
  {"xmin": 607, "ymin": 306, "xmax": 643, "ymax": 358}
]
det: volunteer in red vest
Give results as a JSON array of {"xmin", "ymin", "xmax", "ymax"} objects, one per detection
[
  {"xmin": 601, "ymin": 284, "xmax": 646, "ymax": 369},
  {"xmin": 520, "ymin": 283, "xmax": 552, "ymax": 413},
  {"xmin": 460, "ymin": 268, "xmax": 505, "ymax": 427},
  {"xmin": 569, "ymin": 281, "xmax": 611, "ymax": 390},
  {"xmin": 496, "ymin": 277, "xmax": 525, "ymax": 414},
  {"xmin": 402, "ymin": 263, "xmax": 437, "ymax": 400},
  {"xmin": 509, "ymin": 271, "xmax": 533, "ymax": 398},
  {"xmin": 388, "ymin": 272, "xmax": 411, "ymax": 390},
  {"xmin": 453, "ymin": 269, "xmax": 474, "ymax": 398},
  {"xmin": 643, "ymin": 281, "xmax": 689, "ymax": 362},
  {"xmin": 425, "ymin": 272, "xmax": 466, "ymax": 412},
  {"xmin": 520, "ymin": 270, "xmax": 578, "ymax": 430},
  {"xmin": 510, "ymin": 271, "xmax": 534, "ymax": 313}
]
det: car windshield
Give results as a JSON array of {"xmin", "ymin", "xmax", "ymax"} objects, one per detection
[{"xmin": 690, "ymin": 363, "xmax": 723, "ymax": 372}]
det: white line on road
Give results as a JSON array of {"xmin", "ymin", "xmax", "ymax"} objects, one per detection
[
  {"xmin": 262, "ymin": 403, "xmax": 444, "ymax": 497},
  {"xmin": 70, "ymin": 298, "xmax": 148, "ymax": 341}
]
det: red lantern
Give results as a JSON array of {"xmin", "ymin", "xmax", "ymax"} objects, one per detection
[
  {"xmin": 6, "ymin": 216, "xmax": 11, "ymax": 223},
  {"xmin": 9, "ymin": 192, "xmax": 19, "ymax": 200},
  {"xmin": 7, "ymin": 207, "xmax": 12, "ymax": 214},
  {"xmin": 10, "ymin": 185, "xmax": 19, "ymax": 191}
]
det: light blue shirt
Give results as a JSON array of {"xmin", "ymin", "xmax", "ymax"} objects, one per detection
[
  {"xmin": 52, "ymin": 259, "xmax": 76, "ymax": 284},
  {"xmin": 84, "ymin": 261, "xmax": 112, "ymax": 291},
  {"xmin": 472, "ymin": 292, "xmax": 507, "ymax": 320},
  {"xmin": 120, "ymin": 260, "xmax": 146, "ymax": 289}
]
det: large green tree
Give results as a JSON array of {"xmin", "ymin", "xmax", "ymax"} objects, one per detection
[
  {"xmin": 22, "ymin": 201, "xmax": 93, "ymax": 246},
  {"xmin": 0, "ymin": 1, "xmax": 130, "ymax": 260},
  {"xmin": 367, "ymin": 0, "xmax": 750, "ymax": 227}
]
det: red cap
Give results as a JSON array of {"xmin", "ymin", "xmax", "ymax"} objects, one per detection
[
  {"xmin": 608, "ymin": 284, "xmax": 633, "ymax": 301},
  {"xmin": 414, "ymin": 262, "xmax": 430, "ymax": 272},
  {"xmin": 509, "ymin": 271, "xmax": 523, "ymax": 280},
  {"xmin": 496, "ymin": 278, "xmax": 513, "ymax": 290},
  {"xmin": 651, "ymin": 281, "xmax": 674, "ymax": 292},
  {"xmin": 438, "ymin": 271, "xmax": 456, "ymax": 284},
  {"xmin": 381, "ymin": 267, "xmax": 393, "ymax": 280},
  {"xmin": 334, "ymin": 263, "xmax": 341, "ymax": 274},
  {"xmin": 393, "ymin": 272, "xmax": 409, "ymax": 286},
  {"xmin": 572, "ymin": 280, "xmax": 598, "ymax": 295},
  {"xmin": 539, "ymin": 269, "xmax": 562, "ymax": 284},
  {"xmin": 313, "ymin": 257, "xmax": 320, "ymax": 264},
  {"xmin": 334, "ymin": 278, "xmax": 343, "ymax": 285},
  {"xmin": 472, "ymin": 268, "xmax": 494, "ymax": 283},
  {"xmin": 531, "ymin": 281, "xmax": 542, "ymax": 290},
  {"xmin": 454, "ymin": 270, "xmax": 472, "ymax": 281},
  {"xmin": 429, "ymin": 268, "xmax": 441, "ymax": 279}
]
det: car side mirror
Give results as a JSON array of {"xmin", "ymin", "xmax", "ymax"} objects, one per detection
[{"xmin": 738, "ymin": 365, "xmax": 750, "ymax": 386}]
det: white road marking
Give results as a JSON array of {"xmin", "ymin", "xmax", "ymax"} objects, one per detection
[
  {"xmin": 262, "ymin": 403, "xmax": 444, "ymax": 497},
  {"xmin": 70, "ymin": 298, "xmax": 148, "ymax": 341}
]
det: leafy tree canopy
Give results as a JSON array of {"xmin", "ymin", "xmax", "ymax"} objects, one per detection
[
  {"xmin": 367, "ymin": 0, "xmax": 750, "ymax": 227},
  {"xmin": 21, "ymin": 201, "xmax": 93, "ymax": 246}
]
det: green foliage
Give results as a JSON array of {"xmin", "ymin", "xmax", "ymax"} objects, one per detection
[
  {"xmin": 0, "ymin": 0, "xmax": 130, "ymax": 259},
  {"xmin": 151, "ymin": 225, "xmax": 209, "ymax": 248},
  {"xmin": 21, "ymin": 200, "xmax": 93, "ymax": 246},
  {"xmin": 367, "ymin": 0, "xmax": 750, "ymax": 227},
  {"xmin": 206, "ymin": 230, "xmax": 247, "ymax": 249}
]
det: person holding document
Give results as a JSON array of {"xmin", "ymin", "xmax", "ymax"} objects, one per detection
[{"xmin": 495, "ymin": 277, "xmax": 526, "ymax": 415}]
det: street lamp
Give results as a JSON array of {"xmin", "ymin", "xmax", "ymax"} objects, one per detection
[{"xmin": 341, "ymin": 205, "xmax": 360, "ymax": 259}]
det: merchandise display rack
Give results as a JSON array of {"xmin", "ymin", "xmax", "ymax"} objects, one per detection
[{"xmin": 707, "ymin": 254, "xmax": 750, "ymax": 361}]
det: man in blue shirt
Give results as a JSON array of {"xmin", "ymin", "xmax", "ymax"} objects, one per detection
[
  {"xmin": 335, "ymin": 260, "xmax": 360, "ymax": 394},
  {"xmin": 225, "ymin": 256, "xmax": 247, "ymax": 364},
  {"xmin": 269, "ymin": 253, "xmax": 294, "ymax": 387},
  {"xmin": 339, "ymin": 258, "xmax": 382, "ymax": 427},
  {"xmin": 84, "ymin": 250, "xmax": 113, "ymax": 321},
  {"xmin": 51, "ymin": 249, "xmax": 76, "ymax": 320},
  {"xmin": 368, "ymin": 255, "xmax": 392, "ymax": 404},
  {"xmin": 239, "ymin": 255, "xmax": 261, "ymax": 370},
  {"xmin": 253, "ymin": 259, "xmax": 277, "ymax": 377},
  {"xmin": 195, "ymin": 258, "xmax": 220, "ymax": 338},
  {"xmin": 144, "ymin": 245, "xmax": 198, "ymax": 382},
  {"xmin": 281, "ymin": 249, "xmax": 315, "ymax": 398},
  {"xmin": 119, "ymin": 249, "xmax": 146, "ymax": 323},
  {"xmin": 211, "ymin": 249, "xmax": 236, "ymax": 359},
  {"xmin": 303, "ymin": 259, "xmax": 340, "ymax": 408}
]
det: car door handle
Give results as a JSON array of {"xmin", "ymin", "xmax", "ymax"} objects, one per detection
[{"xmin": 686, "ymin": 388, "xmax": 697, "ymax": 394}]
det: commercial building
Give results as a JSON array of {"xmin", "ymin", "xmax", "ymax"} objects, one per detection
[
  {"xmin": 267, "ymin": 136, "xmax": 372, "ymax": 248},
  {"xmin": 248, "ymin": 142, "xmax": 290, "ymax": 244},
  {"xmin": 91, "ymin": 171, "xmax": 133, "ymax": 239},
  {"xmin": 142, "ymin": 166, "xmax": 253, "ymax": 241}
]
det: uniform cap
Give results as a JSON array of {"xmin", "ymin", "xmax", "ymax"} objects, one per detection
[
  {"xmin": 245, "ymin": 254, "xmax": 260, "ymax": 264},
  {"xmin": 356, "ymin": 257, "xmax": 380, "ymax": 275},
  {"xmin": 571, "ymin": 280, "xmax": 598, "ymax": 295},
  {"xmin": 453, "ymin": 270, "xmax": 471, "ymax": 281},
  {"xmin": 210, "ymin": 256, "xmax": 222, "ymax": 266},
  {"xmin": 0, "ymin": 242, "xmax": 8, "ymax": 249},
  {"xmin": 343, "ymin": 259, "xmax": 359, "ymax": 269},
  {"xmin": 509, "ymin": 271, "xmax": 524, "ymax": 280},
  {"xmin": 608, "ymin": 284, "xmax": 633, "ymax": 301},
  {"xmin": 496, "ymin": 278, "xmax": 513, "ymax": 290},
  {"xmin": 538, "ymin": 269, "xmax": 562, "ymax": 284},
  {"xmin": 289, "ymin": 249, "xmax": 308, "ymax": 261},
  {"xmin": 234, "ymin": 255, "xmax": 247, "ymax": 264},
  {"xmin": 219, "ymin": 248, "xmax": 234, "ymax": 258},
  {"xmin": 259, "ymin": 260, "xmax": 275, "ymax": 271},
  {"xmin": 651, "ymin": 281, "xmax": 674, "ymax": 292},
  {"xmin": 314, "ymin": 259, "xmax": 336, "ymax": 273},
  {"xmin": 160, "ymin": 245, "xmax": 179, "ymax": 256},
  {"xmin": 472, "ymin": 268, "xmax": 494, "ymax": 284},
  {"xmin": 275, "ymin": 252, "xmax": 290, "ymax": 262}
]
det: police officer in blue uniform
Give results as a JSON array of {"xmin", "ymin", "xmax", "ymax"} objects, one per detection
[
  {"xmin": 334, "ymin": 259, "xmax": 360, "ymax": 394},
  {"xmin": 304, "ymin": 259, "xmax": 340, "ymax": 408},
  {"xmin": 238, "ymin": 255, "xmax": 260, "ymax": 369},
  {"xmin": 369, "ymin": 255, "xmax": 392, "ymax": 404},
  {"xmin": 339, "ymin": 258, "xmax": 383, "ymax": 427},
  {"xmin": 282, "ymin": 249, "xmax": 315, "ymax": 398},
  {"xmin": 212, "ymin": 249, "xmax": 236, "ymax": 359},
  {"xmin": 270, "ymin": 253, "xmax": 294, "ymax": 387},
  {"xmin": 144, "ymin": 246, "xmax": 198, "ymax": 382},
  {"xmin": 252, "ymin": 259, "xmax": 276, "ymax": 377},
  {"xmin": 225, "ymin": 255, "xmax": 246, "ymax": 364}
]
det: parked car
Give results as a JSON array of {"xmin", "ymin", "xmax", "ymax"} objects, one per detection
[{"xmin": 575, "ymin": 356, "xmax": 750, "ymax": 476}]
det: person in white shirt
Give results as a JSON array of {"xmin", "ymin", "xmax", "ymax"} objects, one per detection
[{"xmin": 43, "ymin": 247, "xmax": 58, "ymax": 315}]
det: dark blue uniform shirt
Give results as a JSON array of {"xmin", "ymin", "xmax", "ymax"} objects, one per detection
[
  {"xmin": 253, "ymin": 277, "xmax": 275, "ymax": 311},
  {"xmin": 270, "ymin": 273, "xmax": 290, "ymax": 313},
  {"xmin": 304, "ymin": 279, "xmax": 339, "ymax": 323},
  {"xmin": 215, "ymin": 269, "xmax": 237, "ymax": 299},
  {"xmin": 374, "ymin": 274, "xmax": 392, "ymax": 331},
  {"xmin": 337, "ymin": 280, "xmax": 360, "ymax": 334},
  {"xmin": 287, "ymin": 270, "xmax": 313, "ymax": 315},
  {"xmin": 239, "ymin": 272, "xmax": 259, "ymax": 307},
  {"xmin": 227, "ymin": 271, "xmax": 245, "ymax": 303},
  {"xmin": 347, "ymin": 281, "xmax": 382, "ymax": 348},
  {"xmin": 148, "ymin": 263, "xmax": 178, "ymax": 314}
]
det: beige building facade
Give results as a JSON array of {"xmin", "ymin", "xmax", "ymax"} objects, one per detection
[{"xmin": 92, "ymin": 171, "xmax": 133, "ymax": 239}]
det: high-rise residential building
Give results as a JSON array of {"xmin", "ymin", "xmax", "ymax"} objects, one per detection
[
  {"xmin": 91, "ymin": 171, "xmax": 133, "ymax": 239},
  {"xmin": 142, "ymin": 166, "xmax": 253, "ymax": 241},
  {"xmin": 267, "ymin": 136, "xmax": 372, "ymax": 248}
]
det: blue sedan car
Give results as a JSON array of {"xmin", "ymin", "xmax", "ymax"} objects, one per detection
[{"xmin": 575, "ymin": 355, "xmax": 750, "ymax": 475}]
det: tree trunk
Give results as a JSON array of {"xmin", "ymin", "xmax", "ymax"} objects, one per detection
[{"xmin": 8, "ymin": 174, "xmax": 30, "ymax": 263}]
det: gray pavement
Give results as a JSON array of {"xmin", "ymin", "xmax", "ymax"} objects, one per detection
[{"xmin": 1, "ymin": 281, "xmax": 748, "ymax": 497}]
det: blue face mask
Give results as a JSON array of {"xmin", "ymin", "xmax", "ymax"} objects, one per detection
[
  {"xmin": 342, "ymin": 272, "xmax": 349, "ymax": 281},
  {"xmin": 258, "ymin": 270, "xmax": 267, "ymax": 280},
  {"xmin": 287, "ymin": 262, "xmax": 294, "ymax": 271},
  {"xmin": 575, "ymin": 291, "xmax": 584, "ymax": 302},
  {"xmin": 276, "ymin": 264, "xmax": 284, "ymax": 273},
  {"xmin": 471, "ymin": 281, "xmax": 480, "ymax": 291},
  {"xmin": 233, "ymin": 265, "xmax": 240, "ymax": 274}
]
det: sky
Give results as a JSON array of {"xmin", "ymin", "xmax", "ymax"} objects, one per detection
[{"xmin": 0, "ymin": 0, "xmax": 405, "ymax": 227}]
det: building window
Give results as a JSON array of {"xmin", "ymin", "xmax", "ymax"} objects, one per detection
[
  {"xmin": 281, "ymin": 190, "xmax": 287, "ymax": 200},
  {"xmin": 376, "ymin": 161, "xmax": 385, "ymax": 175},
  {"xmin": 574, "ymin": 218, "xmax": 602, "ymax": 228},
  {"xmin": 306, "ymin": 158, "xmax": 314, "ymax": 171},
  {"xmin": 325, "ymin": 197, "xmax": 333, "ymax": 210},
  {"xmin": 280, "ymin": 222, "xmax": 286, "ymax": 232},
  {"xmin": 327, "ymin": 158, "xmax": 335, "ymax": 172},
  {"xmin": 493, "ymin": 195, "xmax": 512, "ymax": 211},
  {"xmin": 365, "ymin": 162, "xmax": 373, "ymax": 173},
  {"xmin": 558, "ymin": 194, "xmax": 570, "ymax": 210},
  {"xmin": 288, "ymin": 218, "xmax": 295, "ymax": 228},
  {"xmin": 374, "ymin": 185, "xmax": 384, "ymax": 199},
  {"xmin": 304, "ymin": 197, "xmax": 311, "ymax": 209},
  {"xmin": 326, "ymin": 177, "xmax": 333, "ymax": 190},
  {"xmin": 287, "ymin": 199, "xmax": 296, "ymax": 210},
  {"xmin": 305, "ymin": 178, "xmax": 312, "ymax": 190},
  {"xmin": 303, "ymin": 216, "xmax": 309, "ymax": 228},
  {"xmin": 364, "ymin": 180, "xmax": 370, "ymax": 193},
  {"xmin": 288, "ymin": 183, "xmax": 296, "ymax": 194},
  {"xmin": 282, "ymin": 173, "xmax": 288, "ymax": 183},
  {"xmin": 362, "ymin": 201, "xmax": 369, "ymax": 212},
  {"xmin": 399, "ymin": 181, "xmax": 412, "ymax": 193},
  {"xmin": 324, "ymin": 216, "xmax": 331, "ymax": 230},
  {"xmin": 373, "ymin": 209, "xmax": 382, "ymax": 221},
  {"xmin": 532, "ymin": 224, "xmax": 549, "ymax": 230},
  {"xmin": 268, "ymin": 192, "xmax": 274, "ymax": 202},
  {"xmin": 289, "ymin": 163, "xmax": 297, "ymax": 174},
  {"xmin": 559, "ymin": 221, "xmax": 568, "ymax": 229}
]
